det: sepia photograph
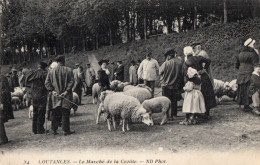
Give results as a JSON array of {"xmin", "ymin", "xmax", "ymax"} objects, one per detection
[{"xmin": 0, "ymin": 0, "xmax": 260, "ymax": 164}]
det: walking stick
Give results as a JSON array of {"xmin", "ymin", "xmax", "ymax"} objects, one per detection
[{"xmin": 45, "ymin": 115, "xmax": 48, "ymax": 135}]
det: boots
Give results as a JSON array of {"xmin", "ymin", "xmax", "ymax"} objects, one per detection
[{"xmin": 252, "ymin": 107, "xmax": 260, "ymax": 115}]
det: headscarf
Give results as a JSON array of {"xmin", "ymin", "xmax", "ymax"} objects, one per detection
[
  {"xmin": 187, "ymin": 67, "xmax": 198, "ymax": 78},
  {"xmin": 183, "ymin": 46, "xmax": 194, "ymax": 61}
]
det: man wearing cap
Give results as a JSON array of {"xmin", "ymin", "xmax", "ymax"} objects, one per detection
[
  {"xmin": 45, "ymin": 56, "xmax": 75, "ymax": 135},
  {"xmin": 25, "ymin": 62, "xmax": 48, "ymax": 134},
  {"xmin": 236, "ymin": 38, "xmax": 259, "ymax": 112},
  {"xmin": 85, "ymin": 63, "xmax": 96, "ymax": 96},
  {"xmin": 138, "ymin": 53, "xmax": 159, "ymax": 97},
  {"xmin": 159, "ymin": 49, "xmax": 184, "ymax": 119},
  {"xmin": 249, "ymin": 63, "xmax": 260, "ymax": 115},
  {"xmin": 114, "ymin": 61, "xmax": 124, "ymax": 82}
]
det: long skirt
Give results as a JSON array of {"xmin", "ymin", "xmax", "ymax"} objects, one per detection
[
  {"xmin": 237, "ymin": 81, "xmax": 252, "ymax": 105},
  {"xmin": 183, "ymin": 89, "xmax": 206, "ymax": 114},
  {"xmin": 200, "ymin": 73, "xmax": 217, "ymax": 110}
]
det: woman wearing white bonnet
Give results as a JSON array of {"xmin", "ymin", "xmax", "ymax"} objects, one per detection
[
  {"xmin": 183, "ymin": 46, "xmax": 216, "ymax": 119},
  {"xmin": 244, "ymin": 38, "xmax": 259, "ymax": 55},
  {"xmin": 235, "ymin": 38, "xmax": 259, "ymax": 112},
  {"xmin": 183, "ymin": 46, "xmax": 194, "ymax": 61}
]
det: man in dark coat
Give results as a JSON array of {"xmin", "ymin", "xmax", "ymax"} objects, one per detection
[
  {"xmin": 114, "ymin": 61, "xmax": 124, "ymax": 82},
  {"xmin": 11, "ymin": 68, "xmax": 19, "ymax": 89},
  {"xmin": 0, "ymin": 75, "xmax": 14, "ymax": 145},
  {"xmin": 45, "ymin": 55, "xmax": 75, "ymax": 135},
  {"xmin": 25, "ymin": 62, "xmax": 48, "ymax": 134},
  {"xmin": 72, "ymin": 66, "xmax": 85, "ymax": 105},
  {"xmin": 159, "ymin": 49, "xmax": 184, "ymax": 119},
  {"xmin": 249, "ymin": 64, "xmax": 260, "ymax": 115}
]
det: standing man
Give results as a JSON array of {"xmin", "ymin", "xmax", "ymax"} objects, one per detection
[
  {"xmin": 159, "ymin": 49, "xmax": 184, "ymax": 119},
  {"xmin": 72, "ymin": 66, "xmax": 85, "ymax": 105},
  {"xmin": 85, "ymin": 63, "xmax": 96, "ymax": 96},
  {"xmin": 138, "ymin": 53, "xmax": 159, "ymax": 97},
  {"xmin": 11, "ymin": 68, "xmax": 19, "ymax": 88},
  {"xmin": 45, "ymin": 55, "xmax": 75, "ymax": 136},
  {"xmin": 25, "ymin": 62, "xmax": 48, "ymax": 134},
  {"xmin": 114, "ymin": 61, "xmax": 124, "ymax": 82}
]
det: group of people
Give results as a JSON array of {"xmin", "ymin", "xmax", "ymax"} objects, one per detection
[{"xmin": 1, "ymin": 38, "xmax": 260, "ymax": 145}]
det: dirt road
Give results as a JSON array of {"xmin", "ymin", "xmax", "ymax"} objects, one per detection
[{"xmin": 1, "ymin": 89, "xmax": 260, "ymax": 154}]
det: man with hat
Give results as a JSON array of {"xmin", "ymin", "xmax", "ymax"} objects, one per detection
[
  {"xmin": 25, "ymin": 62, "xmax": 48, "ymax": 134},
  {"xmin": 159, "ymin": 49, "xmax": 184, "ymax": 119},
  {"xmin": 85, "ymin": 63, "xmax": 96, "ymax": 96},
  {"xmin": 249, "ymin": 63, "xmax": 260, "ymax": 115},
  {"xmin": 114, "ymin": 61, "xmax": 124, "ymax": 82},
  {"xmin": 45, "ymin": 55, "xmax": 75, "ymax": 135},
  {"xmin": 138, "ymin": 53, "xmax": 159, "ymax": 97}
]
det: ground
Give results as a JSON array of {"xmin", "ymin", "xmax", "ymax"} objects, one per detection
[{"xmin": 1, "ymin": 88, "xmax": 260, "ymax": 154}]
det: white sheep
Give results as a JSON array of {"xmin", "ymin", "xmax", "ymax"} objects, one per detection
[
  {"xmin": 28, "ymin": 105, "xmax": 33, "ymax": 119},
  {"xmin": 123, "ymin": 87, "xmax": 152, "ymax": 103},
  {"xmin": 71, "ymin": 92, "xmax": 79, "ymax": 116},
  {"xmin": 12, "ymin": 96, "xmax": 22, "ymax": 111},
  {"xmin": 92, "ymin": 83, "xmax": 102, "ymax": 104},
  {"xmin": 213, "ymin": 79, "xmax": 231, "ymax": 102},
  {"xmin": 99, "ymin": 91, "xmax": 153, "ymax": 132},
  {"xmin": 142, "ymin": 96, "xmax": 171, "ymax": 126}
]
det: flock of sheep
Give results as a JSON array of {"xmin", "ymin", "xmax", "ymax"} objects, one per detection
[{"xmin": 10, "ymin": 78, "xmax": 238, "ymax": 132}]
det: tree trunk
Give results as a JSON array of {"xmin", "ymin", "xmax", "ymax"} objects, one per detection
[
  {"xmin": 223, "ymin": 0, "xmax": 228, "ymax": 24},
  {"xmin": 144, "ymin": 14, "xmax": 147, "ymax": 40},
  {"xmin": 177, "ymin": 16, "xmax": 181, "ymax": 33},
  {"xmin": 63, "ymin": 39, "xmax": 66, "ymax": 54},
  {"xmin": 40, "ymin": 44, "xmax": 43, "ymax": 59},
  {"xmin": 109, "ymin": 25, "xmax": 113, "ymax": 46},
  {"xmin": 54, "ymin": 45, "xmax": 57, "ymax": 56},
  {"xmin": 125, "ymin": 10, "xmax": 130, "ymax": 42},
  {"xmin": 18, "ymin": 45, "xmax": 22, "ymax": 63},
  {"xmin": 96, "ymin": 32, "xmax": 99, "ymax": 50},
  {"xmin": 194, "ymin": 4, "xmax": 197, "ymax": 30},
  {"xmin": 132, "ymin": 12, "xmax": 136, "ymax": 41}
]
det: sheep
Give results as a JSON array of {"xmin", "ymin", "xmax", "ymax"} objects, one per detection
[
  {"xmin": 93, "ymin": 81, "xmax": 132, "ymax": 104},
  {"xmin": 23, "ymin": 91, "xmax": 32, "ymax": 107},
  {"xmin": 11, "ymin": 87, "xmax": 26, "ymax": 100},
  {"xmin": 98, "ymin": 91, "xmax": 153, "ymax": 132},
  {"xmin": 123, "ymin": 87, "xmax": 152, "ymax": 103},
  {"xmin": 12, "ymin": 96, "xmax": 22, "ymax": 111},
  {"xmin": 110, "ymin": 80, "xmax": 131, "ymax": 92},
  {"xmin": 71, "ymin": 92, "xmax": 79, "ymax": 116},
  {"xmin": 226, "ymin": 79, "xmax": 237, "ymax": 101},
  {"xmin": 142, "ymin": 96, "xmax": 171, "ymax": 126},
  {"xmin": 92, "ymin": 83, "xmax": 102, "ymax": 104},
  {"xmin": 96, "ymin": 90, "xmax": 115, "ymax": 124},
  {"xmin": 213, "ymin": 79, "xmax": 231, "ymax": 102},
  {"xmin": 28, "ymin": 105, "xmax": 33, "ymax": 119}
]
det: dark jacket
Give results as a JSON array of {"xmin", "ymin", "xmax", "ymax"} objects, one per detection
[
  {"xmin": 1, "ymin": 75, "xmax": 14, "ymax": 122},
  {"xmin": 25, "ymin": 68, "xmax": 48, "ymax": 106},
  {"xmin": 97, "ymin": 69, "xmax": 110, "ymax": 88},
  {"xmin": 115, "ymin": 65, "xmax": 124, "ymax": 82},
  {"xmin": 236, "ymin": 47, "xmax": 259, "ymax": 84},
  {"xmin": 159, "ymin": 58, "xmax": 184, "ymax": 90},
  {"xmin": 45, "ymin": 64, "xmax": 74, "ymax": 110}
]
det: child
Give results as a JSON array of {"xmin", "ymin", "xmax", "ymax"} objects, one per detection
[
  {"xmin": 180, "ymin": 67, "xmax": 206, "ymax": 125},
  {"xmin": 249, "ymin": 63, "xmax": 260, "ymax": 115}
]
